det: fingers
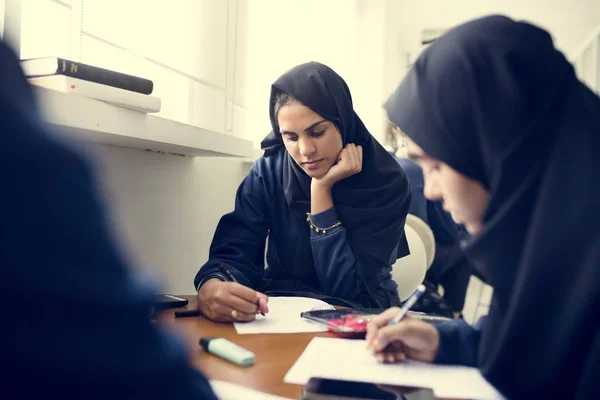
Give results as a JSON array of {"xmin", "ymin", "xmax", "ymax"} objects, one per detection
[
  {"xmin": 370, "ymin": 307, "xmax": 402, "ymax": 328},
  {"xmin": 345, "ymin": 144, "xmax": 356, "ymax": 167},
  {"xmin": 214, "ymin": 304, "xmax": 256, "ymax": 322},
  {"xmin": 366, "ymin": 307, "xmax": 401, "ymax": 345},
  {"xmin": 257, "ymin": 295, "xmax": 269, "ymax": 314},
  {"xmin": 214, "ymin": 283, "xmax": 260, "ymax": 312},
  {"xmin": 357, "ymin": 144, "xmax": 363, "ymax": 169},
  {"xmin": 366, "ymin": 307, "xmax": 401, "ymax": 349},
  {"xmin": 375, "ymin": 350, "xmax": 406, "ymax": 363},
  {"xmin": 347, "ymin": 144, "xmax": 358, "ymax": 168},
  {"xmin": 222, "ymin": 291, "xmax": 259, "ymax": 314},
  {"xmin": 337, "ymin": 147, "xmax": 348, "ymax": 164},
  {"xmin": 227, "ymin": 282, "xmax": 261, "ymax": 303},
  {"xmin": 370, "ymin": 319, "xmax": 436, "ymax": 353},
  {"xmin": 351, "ymin": 144, "xmax": 360, "ymax": 170},
  {"xmin": 199, "ymin": 279, "xmax": 269, "ymax": 322},
  {"xmin": 317, "ymin": 144, "xmax": 362, "ymax": 187},
  {"xmin": 370, "ymin": 322, "xmax": 413, "ymax": 352},
  {"xmin": 222, "ymin": 284, "xmax": 271, "ymax": 317},
  {"xmin": 343, "ymin": 143, "xmax": 362, "ymax": 172}
]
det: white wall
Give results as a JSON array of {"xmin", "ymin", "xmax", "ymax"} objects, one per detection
[
  {"xmin": 572, "ymin": 27, "xmax": 600, "ymax": 93},
  {"xmin": 19, "ymin": 0, "xmax": 250, "ymax": 294},
  {"xmin": 232, "ymin": 0, "xmax": 389, "ymax": 147},
  {"xmin": 0, "ymin": 0, "xmax": 5, "ymax": 39},
  {"xmin": 79, "ymin": 0, "xmax": 247, "ymax": 294},
  {"xmin": 381, "ymin": 0, "xmax": 600, "ymax": 100},
  {"xmin": 87, "ymin": 145, "xmax": 250, "ymax": 294}
]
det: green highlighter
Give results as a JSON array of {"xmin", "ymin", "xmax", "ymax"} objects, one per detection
[{"xmin": 199, "ymin": 337, "xmax": 256, "ymax": 366}]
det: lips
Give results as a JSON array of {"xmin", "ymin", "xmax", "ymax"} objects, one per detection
[{"xmin": 303, "ymin": 159, "xmax": 323, "ymax": 170}]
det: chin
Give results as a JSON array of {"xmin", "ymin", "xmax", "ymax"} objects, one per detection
[
  {"xmin": 306, "ymin": 169, "xmax": 326, "ymax": 179},
  {"xmin": 465, "ymin": 222, "xmax": 483, "ymax": 235},
  {"xmin": 302, "ymin": 165, "xmax": 327, "ymax": 178},
  {"xmin": 449, "ymin": 211, "xmax": 462, "ymax": 225}
]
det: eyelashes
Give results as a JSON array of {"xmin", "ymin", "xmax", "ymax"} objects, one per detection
[{"xmin": 284, "ymin": 130, "xmax": 326, "ymax": 143}]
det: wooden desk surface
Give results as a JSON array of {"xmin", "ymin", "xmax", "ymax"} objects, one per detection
[
  {"xmin": 159, "ymin": 295, "xmax": 334, "ymax": 399},
  {"xmin": 161, "ymin": 296, "xmax": 454, "ymax": 400}
]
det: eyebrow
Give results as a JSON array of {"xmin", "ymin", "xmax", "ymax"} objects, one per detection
[{"xmin": 280, "ymin": 119, "xmax": 328, "ymax": 136}]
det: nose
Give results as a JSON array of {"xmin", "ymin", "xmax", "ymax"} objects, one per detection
[
  {"xmin": 423, "ymin": 172, "xmax": 443, "ymax": 201},
  {"xmin": 298, "ymin": 136, "xmax": 316, "ymax": 157}
]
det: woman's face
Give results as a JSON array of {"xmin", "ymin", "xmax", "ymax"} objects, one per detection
[
  {"xmin": 277, "ymin": 101, "xmax": 343, "ymax": 179},
  {"xmin": 406, "ymin": 137, "xmax": 488, "ymax": 235}
]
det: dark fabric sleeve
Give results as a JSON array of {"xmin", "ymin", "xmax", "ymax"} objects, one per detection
[
  {"xmin": 1, "ymin": 41, "xmax": 217, "ymax": 399},
  {"xmin": 194, "ymin": 168, "xmax": 270, "ymax": 290},
  {"xmin": 347, "ymin": 207, "xmax": 409, "ymax": 307},
  {"xmin": 433, "ymin": 318, "xmax": 483, "ymax": 367},
  {"xmin": 309, "ymin": 207, "xmax": 363, "ymax": 298}
]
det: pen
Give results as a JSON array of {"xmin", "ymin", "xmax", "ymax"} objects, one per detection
[
  {"xmin": 174, "ymin": 309, "xmax": 201, "ymax": 318},
  {"xmin": 219, "ymin": 266, "xmax": 265, "ymax": 316},
  {"xmin": 388, "ymin": 284, "xmax": 427, "ymax": 326}
]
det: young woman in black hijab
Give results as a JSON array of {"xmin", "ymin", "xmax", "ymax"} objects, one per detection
[
  {"xmin": 367, "ymin": 15, "xmax": 600, "ymax": 399},
  {"xmin": 195, "ymin": 62, "xmax": 411, "ymax": 321}
]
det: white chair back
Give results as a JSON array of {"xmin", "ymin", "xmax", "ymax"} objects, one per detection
[
  {"xmin": 405, "ymin": 214, "xmax": 436, "ymax": 270},
  {"xmin": 392, "ymin": 223, "xmax": 428, "ymax": 301}
]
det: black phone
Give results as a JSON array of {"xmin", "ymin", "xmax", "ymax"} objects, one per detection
[
  {"xmin": 151, "ymin": 294, "xmax": 188, "ymax": 312},
  {"xmin": 301, "ymin": 378, "xmax": 435, "ymax": 400},
  {"xmin": 300, "ymin": 308, "xmax": 451, "ymax": 326}
]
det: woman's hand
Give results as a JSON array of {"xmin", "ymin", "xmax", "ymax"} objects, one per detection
[
  {"xmin": 197, "ymin": 279, "xmax": 269, "ymax": 322},
  {"xmin": 312, "ymin": 143, "xmax": 363, "ymax": 190},
  {"xmin": 366, "ymin": 307, "xmax": 440, "ymax": 363}
]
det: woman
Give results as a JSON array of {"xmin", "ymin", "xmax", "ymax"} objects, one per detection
[
  {"xmin": 0, "ymin": 39, "xmax": 218, "ymax": 400},
  {"xmin": 195, "ymin": 62, "xmax": 411, "ymax": 322},
  {"xmin": 367, "ymin": 15, "xmax": 600, "ymax": 399},
  {"xmin": 389, "ymin": 124, "xmax": 471, "ymax": 317},
  {"xmin": 394, "ymin": 155, "xmax": 472, "ymax": 318}
]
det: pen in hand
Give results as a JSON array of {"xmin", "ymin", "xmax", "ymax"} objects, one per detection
[
  {"xmin": 219, "ymin": 266, "xmax": 266, "ymax": 317},
  {"xmin": 388, "ymin": 284, "xmax": 427, "ymax": 326}
]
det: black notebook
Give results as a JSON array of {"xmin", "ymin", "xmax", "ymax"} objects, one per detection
[{"xmin": 20, "ymin": 57, "xmax": 154, "ymax": 95}]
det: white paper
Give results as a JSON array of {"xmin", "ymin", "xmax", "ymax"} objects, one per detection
[
  {"xmin": 210, "ymin": 380, "xmax": 293, "ymax": 400},
  {"xmin": 284, "ymin": 337, "xmax": 506, "ymax": 400},
  {"xmin": 234, "ymin": 296, "xmax": 334, "ymax": 334}
]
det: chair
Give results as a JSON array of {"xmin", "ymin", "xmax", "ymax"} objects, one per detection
[
  {"xmin": 392, "ymin": 222, "xmax": 428, "ymax": 301},
  {"xmin": 405, "ymin": 214, "xmax": 436, "ymax": 270}
]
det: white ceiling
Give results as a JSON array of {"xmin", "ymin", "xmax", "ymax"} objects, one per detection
[{"xmin": 387, "ymin": 0, "xmax": 600, "ymax": 59}]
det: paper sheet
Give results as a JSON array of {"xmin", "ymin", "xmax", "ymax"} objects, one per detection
[
  {"xmin": 284, "ymin": 337, "xmax": 506, "ymax": 400},
  {"xmin": 209, "ymin": 380, "xmax": 293, "ymax": 400},
  {"xmin": 233, "ymin": 296, "xmax": 334, "ymax": 334}
]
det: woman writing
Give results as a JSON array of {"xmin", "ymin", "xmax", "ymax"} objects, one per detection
[
  {"xmin": 196, "ymin": 62, "xmax": 411, "ymax": 321},
  {"xmin": 368, "ymin": 15, "xmax": 600, "ymax": 399}
]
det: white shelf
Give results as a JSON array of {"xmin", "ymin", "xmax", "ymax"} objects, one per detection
[
  {"xmin": 34, "ymin": 87, "xmax": 255, "ymax": 158},
  {"xmin": 241, "ymin": 149, "xmax": 264, "ymax": 164}
]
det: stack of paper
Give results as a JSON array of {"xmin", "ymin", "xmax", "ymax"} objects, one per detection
[
  {"xmin": 234, "ymin": 296, "xmax": 334, "ymax": 334},
  {"xmin": 284, "ymin": 337, "xmax": 506, "ymax": 400}
]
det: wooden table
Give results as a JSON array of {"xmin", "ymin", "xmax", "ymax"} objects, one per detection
[
  {"xmin": 161, "ymin": 296, "xmax": 452, "ymax": 399},
  {"xmin": 159, "ymin": 295, "xmax": 334, "ymax": 399}
]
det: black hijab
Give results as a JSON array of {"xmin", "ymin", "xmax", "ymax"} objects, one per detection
[
  {"xmin": 262, "ymin": 62, "xmax": 411, "ymax": 307},
  {"xmin": 385, "ymin": 15, "xmax": 600, "ymax": 399}
]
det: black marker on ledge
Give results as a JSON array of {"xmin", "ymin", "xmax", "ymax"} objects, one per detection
[
  {"xmin": 174, "ymin": 309, "xmax": 201, "ymax": 318},
  {"xmin": 219, "ymin": 266, "xmax": 266, "ymax": 317}
]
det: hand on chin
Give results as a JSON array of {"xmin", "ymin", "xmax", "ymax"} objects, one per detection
[{"xmin": 311, "ymin": 144, "xmax": 363, "ymax": 189}]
